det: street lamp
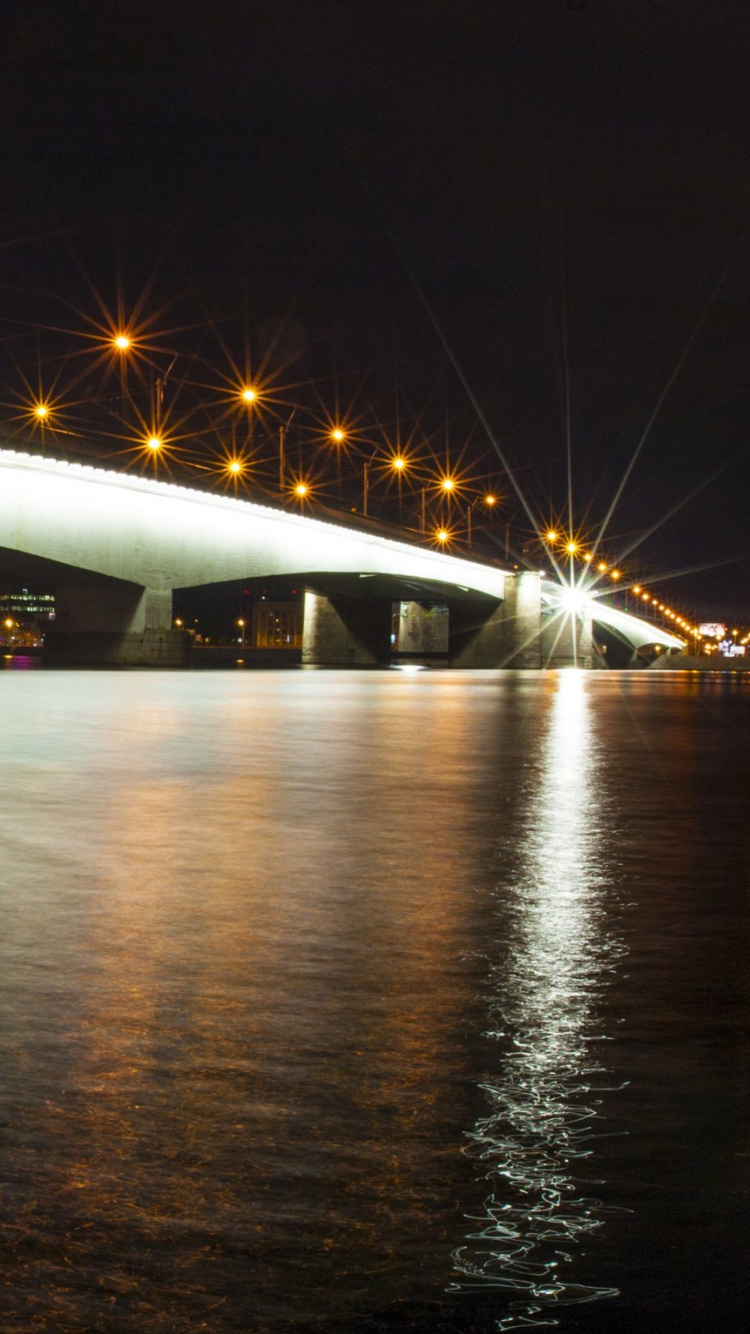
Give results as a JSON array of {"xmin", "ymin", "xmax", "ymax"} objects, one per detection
[
  {"xmin": 390, "ymin": 454, "xmax": 407, "ymax": 524},
  {"xmin": 237, "ymin": 617, "xmax": 246, "ymax": 646},
  {"xmin": 279, "ymin": 409, "xmax": 296, "ymax": 491},
  {"xmin": 467, "ymin": 493, "xmax": 498, "ymax": 544}
]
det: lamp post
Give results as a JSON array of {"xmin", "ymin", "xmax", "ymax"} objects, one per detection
[
  {"xmin": 390, "ymin": 455, "xmax": 407, "ymax": 525},
  {"xmin": 280, "ymin": 410, "xmax": 296, "ymax": 492},
  {"xmin": 330, "ymin": 426, "xmax": 346, "ymax": 498},
  {"xmin": 154, "ymin": 352, "xmax": 178, "ymax": 433}
]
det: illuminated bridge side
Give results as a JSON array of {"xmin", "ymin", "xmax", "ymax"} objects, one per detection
[{"xmin": 0, "ymin": 448, "xmax": 685, "ymax": 667}]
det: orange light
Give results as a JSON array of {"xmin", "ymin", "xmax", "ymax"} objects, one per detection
[
  {"xmin": 241, "ymin": 386, "xmax": 257, "ymax": 403},
  {"xmin": 113, "ymin": 333, "xmax": 131, "ymax": 351},
  {"xmin": 545, "ymin": 529, "xmax": 558, "ymax": 542},
  {"xmin": 392, "ymin": 456, "xmax": 406, "ymax": 471},
  {"xmin": 330, "ymin": 427, "xmax": 345, "ymax": 443},
  {"xmin": 294, "ymin": 482, "xmax": 309, "ymax": 498},
  {"xmin": 441, "ymin": 476, "xmax": 455, "ymax": 492},
  {"xmin": 484, "ymin": 493, "xmax": 497, "ymax": 506},
  {"xmin": 227, "ymin": 459, "xmax": 243, "ymax": 475},
  {"xmin": 34, "ymin": 403, "xmax": 49, "ymax": 420},
  {"xmin": 642, "ymin": 593, "xmax": 650, "ymax": 601},
  {"xmin": 146, "ymin": 436, "xmax": 162, "ymax": 451},
  {"xmin": 436, "ymin": 528, "xmax": 449, "ymax": 543},
  {"xmin": 610, "ymin": 569, "xmax": 621, "ymax": 581},
  {"xmin": 565, "ymin": 540, "xmax": 578, "ymax": 555},
  {"xmin": 597, "ymin": 561, "xmax": 608, "ymax": 573},
  {"xmin": 632, "ymin": 584, "xmax": 641, "ymax": 594},
  {"xmin": 583, "ymin": 552, "xmax": 592, "ymax": 562}
]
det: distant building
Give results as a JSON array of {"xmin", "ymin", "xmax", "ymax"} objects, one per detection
[
  {"xmin": 0, "ymin": 588, "xmax": 56, "ymax": 623},
  {"xmin": 250, "ymin": 601, "xmax": 302, "ymax": 648},
  {"xmin": 0, "ymin": 588, "xmax": 55, "ymax": 645}
]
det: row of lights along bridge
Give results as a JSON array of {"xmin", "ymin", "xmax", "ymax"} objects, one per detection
[
  {"xmin": 21, "ymin": 331, "xmax": 509, "ymax": 547},
  {"xmin": 13, "ymin": 328, "xmax": 732, "ymax": 644}
]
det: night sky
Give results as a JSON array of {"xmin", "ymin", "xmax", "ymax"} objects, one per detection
[{"xmin": 2, "ymin": 0, "xmax": 749, "ymax": 617}]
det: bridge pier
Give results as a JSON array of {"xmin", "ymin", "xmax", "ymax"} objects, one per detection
[
  {"xmin": 393, "ymin": 601, "xmax": 449, "ymax": 660},
  {"xmin": 301, "ymin": 590, "xmax": 391, "ymax": 666},
  {"xmin": 450, "ymin": 573, "xmax": 598, "ymax": 669},
  {"xmin": 541, "ymin": 603, "xmax": 596, "ymax": 668},
  {"xmin": 44, "ymin": 584, "xmax": 189, "ymax": 667},
  {"xmin": 451, "ymin": 572, "xmax": 543, "ymax": 667}
]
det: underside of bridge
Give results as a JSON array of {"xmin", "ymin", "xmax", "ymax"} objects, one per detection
[
  {"xmin": 0, "ymin": 546, "xmax": 188, "ymax": 667},
  {"xmin": 174, "ymin": 570, "xmax": 598, "ymax": 669},
  {"xmin": 1, "ymin": 550, "xmax": 665, "ymax": 672}
]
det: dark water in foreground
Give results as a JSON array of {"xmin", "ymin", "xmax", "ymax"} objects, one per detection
[{"xmin": 1, "ymin": 668, "xmax": 749, "ymax": 1333}]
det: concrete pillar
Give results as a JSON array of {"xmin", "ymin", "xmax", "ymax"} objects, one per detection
[
  {"xmin": 541, "ymin": 605, "xmax": 595, "ymax": 668},
  {"xmin": 301, "ymin": 590, "xmax": 391, "ymax": 666},
  {"xmin": 44, "ymin": 583, "xmax": 188, "ymax": 666},
  {"xmin": 393, "ymin": 602, "xmax": 449, "ymax": 659},
  {"xmin": 451, "ymin": 572, "xmax": 542, "ymax": 668}
]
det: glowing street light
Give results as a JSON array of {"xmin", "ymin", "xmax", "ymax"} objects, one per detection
[
  {"xmin": 241, "ymin": 386, "xmax": 257, "ymax": 404},
  {"xmin": 34, "ymin": 403, "xmax": 49, "ymax": 420},
  {"xmin": 484, "ymin": 493, "xmax": 497, "ymax": 507},
  {"xmin": 440, "ymin": 476, "xmax": 455, "ymax": 493},
  {"xmin": 330, "ymin": 426, "xmax": 345, "ymax": 444},
  {"xmin": 545, "ymin": 529, "xmax": 558, "ymax": 543},
  {"xmin": 565, "ymin": 540, "xmax": 578, "ymax": 555},
  {"xmin": 610, "ymin": 569, "xmax": 622, "ymax": 581},
  {"xmin": 237, "ymin": 617, "xmax": 246, "ymax": 647},
  {"xmin": 391, "ymin": 455, "xmax": 406, "ymax": 472},
  {"xmin": 597, "ymin": 561, "xmax": 608, "ymax": 573},
  {"xmin": 294, "ymin": 481, "xmax": 309, "ymax": 499},
  {"xmin": 227, "ymin": 459, "xmax": 243, "ymax": 476},
  {"xmin": 435, "ymin": 527, "xmax": 450, "ymax": 544},
  {"xmin": 113, "ymin": 333, "xmax": 132, "ymax": 352}
]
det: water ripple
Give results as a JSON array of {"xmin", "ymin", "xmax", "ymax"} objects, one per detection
[{"xmin": 452, "ymin": 672, "xmax": 628, "ymax": 1328}]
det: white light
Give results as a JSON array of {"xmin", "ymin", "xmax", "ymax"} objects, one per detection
[{"xmin": 559, "ymin": 584, "xmax": 592, "ymax": 614}]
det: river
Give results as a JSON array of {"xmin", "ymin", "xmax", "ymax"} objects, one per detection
[{"xmin": 1, "ymin": 666, "xmax": 748, "ymax": 1332}]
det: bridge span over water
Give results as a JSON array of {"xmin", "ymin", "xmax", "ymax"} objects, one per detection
[{"xmin": 0, "ymin": 448, "xmax": 684, "ymax": 668}]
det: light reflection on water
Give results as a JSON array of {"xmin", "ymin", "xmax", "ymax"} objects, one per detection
[
  {"xmin": 453, "ymin": 672, "xmax": 626, "ymax": 1327},
  {"xmin": 2, "ymin": 668, "xmax": 749, "ymax": 1332}
]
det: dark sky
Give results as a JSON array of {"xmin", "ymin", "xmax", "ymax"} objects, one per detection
[{"xmin": 2, "ymin": 0, "xmax": 749, "ymax": 617}]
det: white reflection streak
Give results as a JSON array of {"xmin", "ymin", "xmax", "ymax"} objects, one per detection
[{"xmin": 453, "ymin": 673, "xmax": 624, "ymax": 1328}]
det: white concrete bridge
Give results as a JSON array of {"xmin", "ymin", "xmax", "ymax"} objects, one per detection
[{"xmin": 0, "ymin": 447, "xmax": 684, "ymax": 667}]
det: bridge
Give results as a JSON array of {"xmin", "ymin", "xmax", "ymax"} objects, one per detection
[{"xmin": 0, "ymin": 448, "xmax": 684, "ymax": 667}]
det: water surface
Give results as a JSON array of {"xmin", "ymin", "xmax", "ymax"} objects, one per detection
[{"xmin": 1, "ymin": 669, "xmax": 749, "ymax": 1331}]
